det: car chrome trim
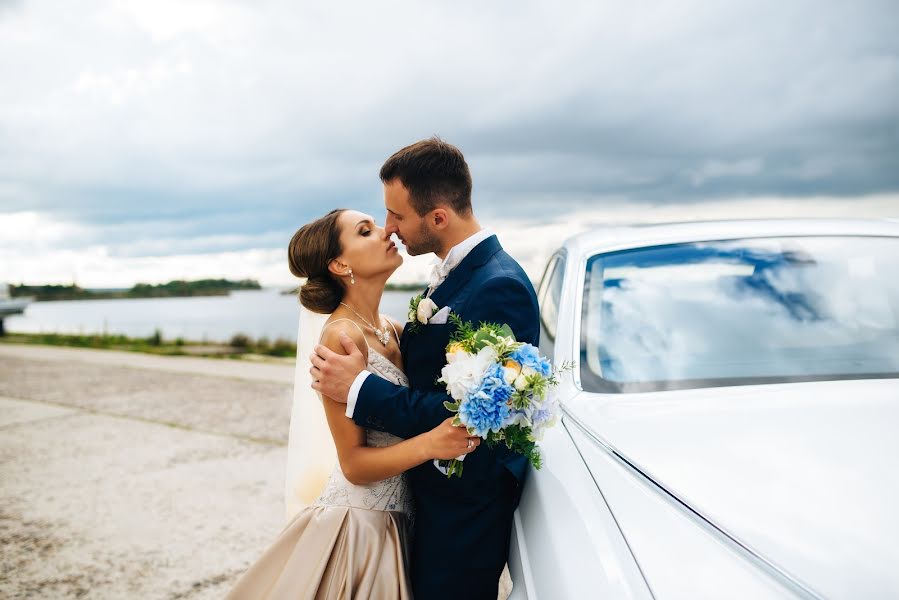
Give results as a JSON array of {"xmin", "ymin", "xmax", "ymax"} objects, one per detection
[
  {"xmin": 562, "ymin": 406, "xmax": 825, "ymax": 600},
  {"xmin": 571, "ymin": 250, "xmax": 586, "ymax": 391}
]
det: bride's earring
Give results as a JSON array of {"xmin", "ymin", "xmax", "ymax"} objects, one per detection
[{"xmin": 347, "ymin": 268, "xmax": 355, "ymax": 285}]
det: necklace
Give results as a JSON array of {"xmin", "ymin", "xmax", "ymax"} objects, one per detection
[{"xmin": 339, "ymin": 302, "xmax": 391, "ymax": 346}]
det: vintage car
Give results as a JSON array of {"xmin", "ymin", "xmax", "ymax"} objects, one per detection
[{"xmin": 508, "ymin": 218, "xmax": 899, "ymax": 599}]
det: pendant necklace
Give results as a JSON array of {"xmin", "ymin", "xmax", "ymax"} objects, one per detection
[{"xmin": 339, "ymin": 302, "xmax": 391, "ymax": 346}]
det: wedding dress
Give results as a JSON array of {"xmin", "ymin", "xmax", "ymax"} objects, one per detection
[{"xmin": 226, "ymin": 318, "xmax": 413, "ymax": 600}]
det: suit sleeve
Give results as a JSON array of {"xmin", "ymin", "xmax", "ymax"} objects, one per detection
[{"xmin": 352, "ymin": 275, "xmax": 540, "ymax": 439}]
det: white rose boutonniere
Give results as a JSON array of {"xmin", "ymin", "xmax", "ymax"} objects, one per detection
[
  {"xmin": 417, "ymin": 297, "xmax": 438, "ymax": 324},
  {"xmin": 407, "ymin": 294, "xmax": 440, "ymax": 334}
]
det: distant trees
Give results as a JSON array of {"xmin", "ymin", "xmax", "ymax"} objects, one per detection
[
  {"xmin": 128, "ymin": 278, "xmax": 261, "ymax": 298},
  {"xmin": 11, "ymin": 279, "xmax": 262, "ymax": 301}
]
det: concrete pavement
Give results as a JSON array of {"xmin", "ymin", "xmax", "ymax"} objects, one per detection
[{"xmin": 0, "ymin": 344, "xmax": 294, "ymax": 599}]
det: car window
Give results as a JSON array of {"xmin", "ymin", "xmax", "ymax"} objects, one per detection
[
  {"xmin": 539, "ymin": 254, "xmax": 565, "ymax": 358},
  {"xmin": 580, "ymin": 236, "xmax": 899, "ymax": 392}
]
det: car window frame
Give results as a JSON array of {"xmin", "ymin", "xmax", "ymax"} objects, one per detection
[{"xmin": 538, "ymin": 252, "xmax": 565, "ymax": 361}]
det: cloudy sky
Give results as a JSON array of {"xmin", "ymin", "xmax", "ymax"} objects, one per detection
[{"xmin": 1, "ymin": 0, "xmax": 897, "ymax": 287}]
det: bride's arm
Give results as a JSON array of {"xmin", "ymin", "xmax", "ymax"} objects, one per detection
[
  {"xmin": 317, "ymin": 325, "xmax": 477, "ymax": 486},
  {"xmin": 320, "ymin": 398, "xmax": 476, "ymax": 485}
]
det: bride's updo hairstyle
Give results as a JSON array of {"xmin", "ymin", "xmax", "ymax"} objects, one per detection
[{"xmin": 287, "ymin": 209, "xmax": 348, "ymax": 314}]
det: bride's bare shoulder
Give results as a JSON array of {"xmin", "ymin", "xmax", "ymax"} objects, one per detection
[{"xmin": 319, "ymin": 318, "xmax": 369, "ymax": 358}]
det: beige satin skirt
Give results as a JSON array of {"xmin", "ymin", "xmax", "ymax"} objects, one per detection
[{"xmin": 227, "ymin": 505, "xmax": 413, "ymax": 600}]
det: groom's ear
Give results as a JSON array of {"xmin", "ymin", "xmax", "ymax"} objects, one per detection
[{"xmin": 430, "ymin": 208, "xmax": 450, "ymax": 231}]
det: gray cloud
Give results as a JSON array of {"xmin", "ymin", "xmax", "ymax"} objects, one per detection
[{"xmin": 1, "ymin": 0, "xmax": 898, "ymax": 260}]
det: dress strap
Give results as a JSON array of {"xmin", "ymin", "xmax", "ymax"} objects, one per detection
[
  {"xmin": 319, "ymin": 318, "xmax": 371, "ymax": 351},
  {"xmin": 385, "ymin": 317, "xmax": 401, "ymax": 344}
]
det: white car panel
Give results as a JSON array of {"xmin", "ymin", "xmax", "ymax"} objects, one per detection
[
  {"xmin": 511, "ymin": 219, "xmax": 899, "ymax": 599},
  {"xmin": 566, "ymin": 379, "xmax": 899, "ymax": 599},
  {"xmin": 509, "ymin": 405, "xmax": 653, "ymax": 600},
  {"xmin": 565, "ymin": 419, "xmax": 805, "ymax": 600}
]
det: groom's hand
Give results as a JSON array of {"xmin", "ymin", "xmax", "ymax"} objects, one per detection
[{"xmin": 309, "ymin": 332, "xmax": 366, "ymax": 403}]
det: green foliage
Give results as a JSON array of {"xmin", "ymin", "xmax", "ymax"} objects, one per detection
[
  {"xmin": 485, "ymin": 423, "xmax": 542, "ymax": 469},
  {"xmin": 230, "ymin": 333, "xmax": 250, "ymax": 348},
  {"xmin": 448, "ymin": 312, "xmax": 476, "ymax": 347},
  {"xmin": 12, "ymin": 279, "xmax": 262, "ymax": 302},
  {"xmin": 406, "ymin": 294, "xmax": 425, "ymax": 334},
  {"xmin": 0, "ymin": 330, "xmax": 296, "ymax": 360},
  {"xmin": 266, "ymin": 337, "xmax": 296, "ymax": 357},
  {"xmin": 510, "ymin": 389, "xmax": 531, "ymax": 410},
  {"xmin": 448, "ymin": 313, "xmax": 520, "ymax": 357}
]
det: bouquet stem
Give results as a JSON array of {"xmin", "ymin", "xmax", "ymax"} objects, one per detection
[{"xmin": 437, "ymin": 458, "xmax": 465, "ymax": 478}]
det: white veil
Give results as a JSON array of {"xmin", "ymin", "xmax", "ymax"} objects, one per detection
[{"xmin": 284, "ymin": 300, "xmax": 336, "ymax": 521}]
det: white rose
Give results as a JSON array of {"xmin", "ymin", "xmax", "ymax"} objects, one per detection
[
  {"xmin": 521, "ymin": 366, "xmax": 537, "ymax": 379},
  {"xmin": 513, "ymin": 374, "xmax": 529, "ymax": 390},
  {"xmin": 502, "ymin": 367, "xmax": 518, "ymax": 385},
  {"xmin": 445, "ymin": 349, "xmax": 471, "ymax": 364},
  {"xmin": 437, "ymin": 346, "xmax": 497, "ymax": 401},
  {"xmin": 417, "ymin": 298, "xmax": 438, "ymax": 324}
]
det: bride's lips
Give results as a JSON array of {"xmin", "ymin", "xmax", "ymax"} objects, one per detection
[{"xmin": 387, "ymin": 241, "xmax": 397, "ymax": 253}]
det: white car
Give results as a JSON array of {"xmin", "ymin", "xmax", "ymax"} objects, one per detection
[{"xmin": 508, "ymin": 218, "xmax": 899, "ymax": 600}]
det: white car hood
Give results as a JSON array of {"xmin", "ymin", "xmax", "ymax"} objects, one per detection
[{"xmin": 566, "ymin": 378, "xmax": 899, "ymax": 599}]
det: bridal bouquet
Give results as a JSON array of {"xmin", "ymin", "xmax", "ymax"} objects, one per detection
[{"xmin": 435, "ymin": 315, "xmax": 569, "ymax": 478}]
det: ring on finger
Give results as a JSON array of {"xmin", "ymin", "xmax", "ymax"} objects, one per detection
[{"xmin": 467, "ymin": 439, "xmax": 474, "ymax": 450}]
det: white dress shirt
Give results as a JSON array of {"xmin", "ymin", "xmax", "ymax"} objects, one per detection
[{"xmin": 345, "ymin": 228, "xmax": 493, "ymax": 418}]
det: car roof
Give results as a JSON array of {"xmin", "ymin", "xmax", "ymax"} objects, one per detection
[{"xmin": 561, "ymin": 217, "xmax": 899, "ymax": 257}]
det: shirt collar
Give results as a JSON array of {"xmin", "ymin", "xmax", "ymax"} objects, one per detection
[{"xmin": 433, "ymin": 228, "xmax": 493, "ymax": 276}]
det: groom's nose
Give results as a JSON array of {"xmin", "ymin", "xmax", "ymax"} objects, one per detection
[{"xmin": 384, "ymin": 220, "xmax": 399, "ymax": 237}]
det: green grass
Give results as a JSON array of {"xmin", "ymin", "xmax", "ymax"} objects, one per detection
[{"xmin": 0, "ymin": 330, "xmax": 297, "ymax": 359}]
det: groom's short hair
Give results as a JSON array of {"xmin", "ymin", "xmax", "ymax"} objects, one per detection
[{"xmin": 380, "ymin": 137, "xmax": 473, "ymax": 217}]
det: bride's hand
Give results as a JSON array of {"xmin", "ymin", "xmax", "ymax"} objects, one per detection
[{"xmin": 427, "ymin": 417, "xmax": 481, "ymax": 460}]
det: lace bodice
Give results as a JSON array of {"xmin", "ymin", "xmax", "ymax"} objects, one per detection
[{"xmin": 313, "ymin": 322, "xmax": 413, "ymax": 516}]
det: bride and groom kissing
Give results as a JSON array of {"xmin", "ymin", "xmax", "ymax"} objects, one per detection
[{"xmin": 227, "ymin": 137, "xmax": 540, "ymax": 599}]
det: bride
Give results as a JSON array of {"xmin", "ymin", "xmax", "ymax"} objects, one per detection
[{"xmin": 226, "ymin": 209, "xmax": 480, "ymax": 599}]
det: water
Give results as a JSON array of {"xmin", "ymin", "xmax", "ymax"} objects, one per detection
[{"xmin": 5, "ymin": 289, "xmax": 416, "ymax": 343}]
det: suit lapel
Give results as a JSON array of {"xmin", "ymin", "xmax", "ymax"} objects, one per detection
[
  {"xmin": 429, "ymin": 235, "xmax": 502, "ymax": 309},
  {"xmin": 400, "ymin": 236, "xmax": 502, "ymax": 364}
]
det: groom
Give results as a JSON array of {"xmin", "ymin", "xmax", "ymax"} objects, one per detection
[{"xmin": 311, "ymin": 137, "xmax": 539, "ymax": 600}]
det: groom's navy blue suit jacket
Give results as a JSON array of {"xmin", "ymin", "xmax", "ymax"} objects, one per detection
[{"xmin": 353, "ymin": 235, "xmax": 539, "ymax": 600}]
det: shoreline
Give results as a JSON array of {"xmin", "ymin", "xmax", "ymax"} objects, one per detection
[
  {"xmin": 0, "ymin": 331, "xmax": 297, "ymax": 361},
  {"xmin": 0, "ymin": 342, "xmax": 296, "ymax": 383}
]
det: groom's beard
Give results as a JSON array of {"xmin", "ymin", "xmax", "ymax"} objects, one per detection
[{"xmin": 404, "ymin": 220, "xmax": 442, "ymax": 256}]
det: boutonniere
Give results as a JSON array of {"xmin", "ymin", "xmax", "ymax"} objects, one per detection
[{"xmin": 407, "ymin": 294, "xmax": 439, "ymax": 334}]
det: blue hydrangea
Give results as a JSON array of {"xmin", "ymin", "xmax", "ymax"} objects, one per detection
[
  {"xmin": 510, "ymin": 344, "xmax": 552, "ymax": 377},
  {"xmin": 458, "ymin": 364, "xmax": 513, "ymax": 437}
]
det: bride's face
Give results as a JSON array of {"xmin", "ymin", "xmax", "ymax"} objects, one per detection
[{"xmin": 331, "ymin": 210, "xmax": 403, "ymax": 282}]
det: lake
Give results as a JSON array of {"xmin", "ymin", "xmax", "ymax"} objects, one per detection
[{"xmin": 5, "ymin": 288, "xmax": 417, "ymax": 343}]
